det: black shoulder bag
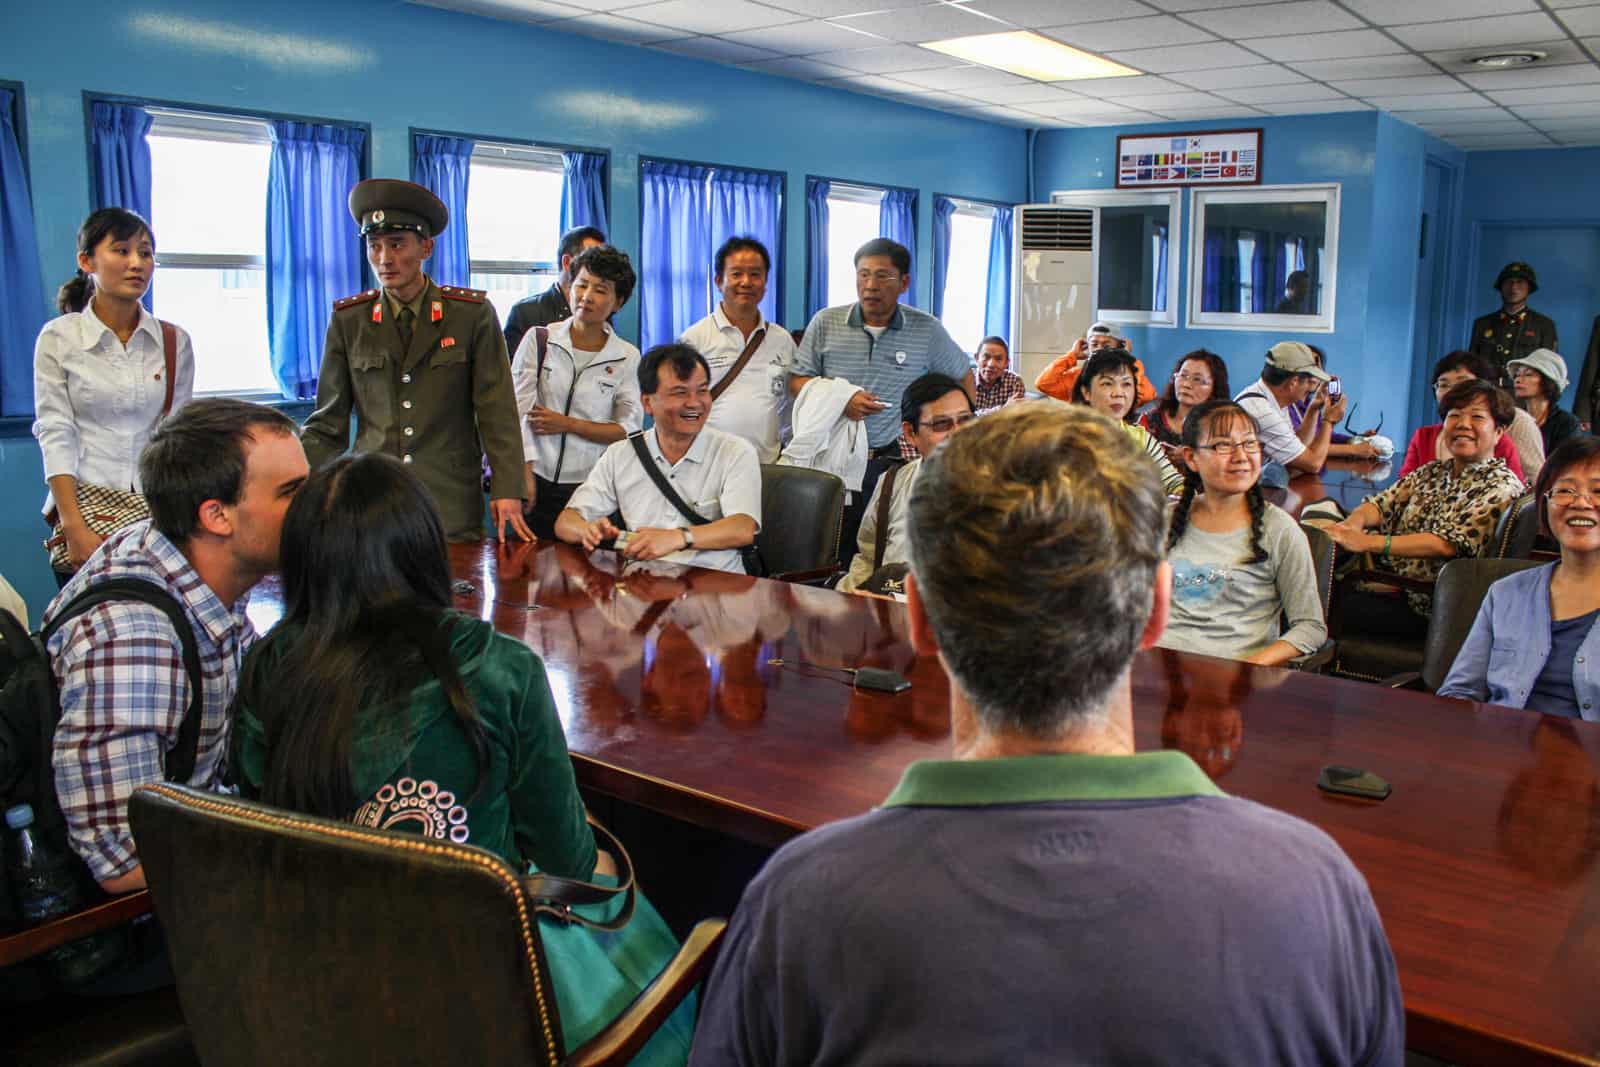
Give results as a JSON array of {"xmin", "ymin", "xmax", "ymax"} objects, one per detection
[{"xmin": 626, "ymin": 432, "xmax": 764, "ymax": 577}]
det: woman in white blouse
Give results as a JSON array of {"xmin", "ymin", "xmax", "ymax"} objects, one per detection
[{"xmin": 33, "ymin": 208, "xmax": 195, "ymax": 577}]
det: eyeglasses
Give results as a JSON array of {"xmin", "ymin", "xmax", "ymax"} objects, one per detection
[
  {"xmin": 919, "ymin": 412, "xmax": 976, "ymax": 433},
  {"xmin": 1194, "ymin": 440, "xmax": 1262, "ymax": 456},
  {"xmin": 856, "ymin": 270, "xmax": 901, "ymax": 284},
  {"xmin": 1174, "ymin": 373, "xmax": 1213, "ymax": 387},
  {"xmin": 1547, "ymin": 487, "xmax": 1600, "ymax": 508}
]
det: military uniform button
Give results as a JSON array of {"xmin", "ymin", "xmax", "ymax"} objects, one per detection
[
  {"xmin": 403, "ymin": 400, "xmax": 413, "ymax": 409},
  {"xmin": 402, "ymin": 454, "xmax": 413, "ymax": 464},
  {"xmin": 404, "ymin": 426, "xmax": 415, "ymax": 436},
  {"xmin": 401, "ymin": 374, "xmax": 412, "ymax": 384}
]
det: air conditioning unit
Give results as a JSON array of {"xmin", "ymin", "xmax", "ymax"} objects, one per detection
[{"xmin": 1011, "ymin": 205, "xmax": 1095, "ymax": 387}]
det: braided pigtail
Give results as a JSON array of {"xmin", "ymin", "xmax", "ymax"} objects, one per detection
[
  {"xmin": 1166, "ymin": 468, "xmax": 1201, "ymax": 553},
  {"xmin": 1245, "ymin": 483, "xmax": 1268, "ymax": 564}
]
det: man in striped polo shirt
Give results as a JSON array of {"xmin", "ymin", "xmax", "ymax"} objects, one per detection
[{"xmin": 790, "ymin": 238, "xmax": 972, "ymax": 567}]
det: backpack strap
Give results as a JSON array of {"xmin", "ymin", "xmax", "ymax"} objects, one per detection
[
  {"xmin": 534, "ymin": 326, "xmax": 549, "ymax": 383},
  {"xmin": 159, "ymin": 322, "xmax": 178, "ymax": 418},
  {"xmin": 627, "ymin": 432, "xmax": 709, "ymax": 528},
  {"xmin": 43, "ymin": 578, "xmax": 206, "ymax": 783},
  {"xmin": 872, "ymin": 463, "xmax": 903, "ymax": 573}
]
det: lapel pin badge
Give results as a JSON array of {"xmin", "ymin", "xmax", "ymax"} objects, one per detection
[
  {"xmin": 441, "ymin": 337, "xmax": 456, "ymax": 348},
  {"xmin": 372, "ymin": 303, "xmax": 383, "ymax": 323},
  {"xmin": 431, "ymin": 301, "xmax": 443, "ymax": 323}
]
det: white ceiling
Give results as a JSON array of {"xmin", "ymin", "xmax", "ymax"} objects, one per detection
[{"xmin": 418, "ymin": 0, "xmax": 1600, "ymax": 150}]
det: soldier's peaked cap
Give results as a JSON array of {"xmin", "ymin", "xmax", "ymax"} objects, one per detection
[{"xmin": 349, "ymin": 179, "xmax": 448, "ymax": 239}]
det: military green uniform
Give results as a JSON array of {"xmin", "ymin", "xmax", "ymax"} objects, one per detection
[
  {"xmin": 301, "ymin": 179, "xmax": 525, "ymax": 541},
  {"xmin": 1468, "ymin": 261, "xmax": 1558, "ymax": 384}
]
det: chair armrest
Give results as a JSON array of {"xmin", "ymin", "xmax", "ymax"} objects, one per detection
[
  {"xmin": 0, "ymin": 890, "xmax": 152, "ymax": 967},
  {"xmin": 563, "ymin": 918, "xmax": 728, "ymax": 1067},
  {"xmin": 1381, "ymin": 671, "xmax": 1425, "ymax": 690},
  {"xmin": 1289, "ymin": 641, "xmax": 1335, "ymax": 673},
  {"xmin": 768, "ymin": 566, "xmax": 840, "ymax": 586},
  {"xmin": 1341, "ymin": 568, "xmax": 1438, "ymax": 596}
]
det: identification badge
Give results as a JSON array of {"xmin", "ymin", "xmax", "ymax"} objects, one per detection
[{"xmin": 894, "ymin": 350, "xmax": 907, "ymax": 366}]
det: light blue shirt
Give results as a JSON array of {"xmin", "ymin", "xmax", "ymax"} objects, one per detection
[{"xmin": 1437, "ymin": 563, "xmax": 1600, "ymax": 720}]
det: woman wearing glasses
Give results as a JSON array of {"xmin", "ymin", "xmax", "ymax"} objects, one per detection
[
  {"xmin": 1439, "ymin": 435, "xmax": 1600, "ymax": 718},
  {"xmin": 1139, "ymin": 349, "xmax": 1229, "ymax": 470},
  {"xmin": 1159, "ymin": 400, "xmax": 1327, "ymax": 666}
]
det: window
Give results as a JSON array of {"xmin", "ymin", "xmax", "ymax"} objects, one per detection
[
  {"xmin": 147, "ymin": 109, "xmax": 274, "ymax": 395},
  {"xmin": 1187, "ymin": 184, "xmax": 1339, "ymax": 332},
  {"xmin": 939, "ymin": 202, "xmax": 997, "ymax": 354},
  {"xmin": 1051, "ymin": 188, "xmax": 1180, "ymax": 327},
  {"xmin": 825, "ymin": 183, "xmax": 886, "ymax": 309},
  {"xmin": 464, "ymin": 141, "xmax": 565, "ymax": 326}
]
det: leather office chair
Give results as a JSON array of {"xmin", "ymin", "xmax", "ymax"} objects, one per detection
[
  {"xmin": 1288, "ymin": 522, "xmax": 1336, "ymax": 673},
  {"xmin": 1329, "ymin": 493, "xmax": 1534, "ymax": 682},
  {"xmin": 128, "ymin": 783, "xmax": 724, "ymax": 1067},
  {"xmin": 757, "ymin": 464, "xmax": 844, "ymax": 583},
  {"xmin": 1385, "ymin": 557, "xmax": 1546, "ymax": 692}
]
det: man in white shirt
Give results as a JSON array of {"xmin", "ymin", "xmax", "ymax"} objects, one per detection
[
  {"xmin": 680, "ymin": 237, "xmax": 795, "ymax": 464},
  {"xmin": 1235, "ymin": 341, "xmax": 1347, "ymax": 479},
  {"xmin": 838, "ymin": 373, "xmax": 973, "ymax": 593},
  {"xmin": 556, "ymin": 344, "xmax": 762, "ymax": 574}
]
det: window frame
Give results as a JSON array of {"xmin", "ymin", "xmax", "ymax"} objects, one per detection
[
  {"xmin": 1, "ymin": 79, "xmax": 28, "ymax": 174},
  {"xmin": 931, "ymin": 192, "xmax": 1005, "ymax": 353},
  {"xmin": 1185, "ymin": 182, "xmax": 1341, "ymax": 333},
  {"xmin": 1050, "ymin": 187, "xmax": 1181, "ymax": 328},
  {"xmin": 809, "ymin": 173, "xmax": 915, "ymax": 313}
]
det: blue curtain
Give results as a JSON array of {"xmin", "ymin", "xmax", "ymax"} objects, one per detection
[
  {"xmin": 89, "ymin": 101, "xmax": 153, "ymax": 310},
  {"xmin": 411, "ymin": 134, "xmax": 472, "ymax": 288},
  {"xmin": 710, "ymin": 168, "xmax": 783, "ymax": 325},
  {"xmin": 266, "ymin": 121, "xmax": 366, "ymax": 400},
  {"xmin": 984, "ymin": 206, "xmax": 1013, "ymax": 344},
  {"xmin": 639, "ymin": 161, "xmax": 711, "ymax": 354},
  {"xmin": 930, "ymin": 195, "xmax": 956, "ymax": 319},
  {"xmin": 878, "ymin": 187, "xmax": 917, "ymax": 308},
  {"xmin": 1250, "ymin": 233, "xmax": 1270, "ymax": 313},
  {"xmin": 560, "ymin": 151, "xmax": 609, "ymax": 236},
  {"xmin": 0, "ymin": 89, "xmax": 45, "ymax": 416},
  {"xmin": 805, "ymin": 178, "xmax": 829, "ymax": 320},
  {"xmin": 1202, "ymin": 229, "xmax": 1229, "ymax": 312},
  {"xmin": 1153, "ymin": 223, "xmax": 1168, "ymax": 314}
]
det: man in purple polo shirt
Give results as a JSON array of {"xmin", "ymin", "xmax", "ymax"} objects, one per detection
[{"xmin": 690, "ymin": 403, "xmax": 1403, "ymax": 1066}]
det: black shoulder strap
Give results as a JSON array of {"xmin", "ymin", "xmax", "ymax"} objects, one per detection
[
  {"xmin": 43, "ymin": 578, "xmax": 206, "ymax": 784},
  {"xmin": 628, "ymin": 431, "xmax": 709, "ymax": 527},
  {"xmin": 873, "ymin": 463, "xmax": 903, "ymax": 573},
  {"xmin": 1236, "ymin": 389, "xmax": 1271, "ymax": 404}
]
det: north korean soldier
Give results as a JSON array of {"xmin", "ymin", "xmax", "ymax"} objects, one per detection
[
  {"xmin": 1469, "ymin": 261, "xmax": 1559, "ymax": 386},
  {"xmin": 302, "ymin": 179, "xmax": 532, "ymax": 542}
]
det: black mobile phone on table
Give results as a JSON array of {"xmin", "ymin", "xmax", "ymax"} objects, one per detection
[{"xmin": 1317, "ymin": 765, "xmax": 1390, "ymax": 800}]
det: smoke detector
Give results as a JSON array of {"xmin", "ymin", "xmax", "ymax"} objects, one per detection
[{"xmin": 1470, "ymin": 51, "xmax": 1546, "ymax": 68}]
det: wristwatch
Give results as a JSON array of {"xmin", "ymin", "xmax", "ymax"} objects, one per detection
[{"xmin": 681, "ymin": 527, "xmax": 695, "ymax": 549}]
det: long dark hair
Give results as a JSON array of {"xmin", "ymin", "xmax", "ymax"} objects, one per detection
[
  {"xmin": 1157, "ymin": 349, "xmax": 1230, "ymax": 417},
  {"xmin": 57, "ymin": 208, "xmax": 153, "ymax": 314},
  {"xmin": 246, "ymin": 453, "xmax": 488, "ymax": 818},
  {"xmin": 1166, "ymin": 400, "xmax": 1269, "ymax": 564}
]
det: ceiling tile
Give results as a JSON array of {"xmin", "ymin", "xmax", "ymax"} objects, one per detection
[
  {"xmin": 1339, "ymin": 0, "xmax": 1536, "ymax": 23},
  {"xmin": 892, "ymin": 64, "xmax": 1029, "ymax": 88},
  {"xmin": 1240, "ymin": 29, "xmax": 1405, "ymax": 63},
  {"xmin": 1392, "ymin": 107, "xmax": 1513, "ymax": 123},
  {"xmin": 618, "ymin": 0, "xmax": 800, "ymax": 33},
  {"xmin": 814, "ymin": 71, "xmax": 921, "ymax": 90},
  {"xmin": 1140, "ymin": 0, "xmax": 1294, "ymax": 9},
  {"xmin": 964, "ymin": 0, "xmax": 1159, "ymax": 26},
  {"xmin": 1182, "ymin": 1, "xmax": 1364, "ymax": 39},
  {"xmin": 1424, "ymin": 38, "xmax": 1591, "ymax": 71},
  {"xmin": 1556, "ymin": 6, "xmax": 1600, "ymax": 34},
  {"xmin": 1044, "ymin": 73, "xmax": 1193, "ymax": 96},
  {"xmin": 807, "ymin": 41, "xmax": 964, "ymax": 71},
  {"xmin": 1109, "ymin": 90, "xmax": 1225, "ymax": 109},
  {"xmin": 1459, "ymin": 62, "xmax": 1600, "ymax": 91},
  {"xmin": 1448, "ymin": 133, "xmax": 1558, "ymax": 147},
  {"xmin": 1527, "ymin": 116, "xmax": 1600, "ymax": 131},
  {"xmin": 828, "ymin": 3, "xmax": 1007, "ymax": 43},
  {"xmin": 1291, "ymin": 55, "xmax": 1437, "ymax": 79},
  {"xmin": 1410, "ymin": 119, "xmax": 1532, "ymax": 134},
  {"xmin": 739, "ymin": 54, "xmax": 863, "ymax": 77},
  {"xmin": 1509, "ymin": 100, "xmax": 1600, "ymax": 117},
  {"xmin": 959, "ymin": 82, "xmax": 1086, "ymax": 104},
  {"xmin": 1256, "ymin": 99, "xmax": 1375, "ymax": 114},
  {"xmin": 1365, "ymin": 93, "xmax": 1491, "ymax": 110},
  {"xmin": 761, "ymin": 0, "xmax": 933, "ymax": 15},
  {"xmin": 1489, "ymin": 83, "xmax": 1600, "ymax": 105},
  {"xmin": 418, "ymin": 0, "xmax": 590, "ymax": 22},
  {"xmin": 720, "ymin": 19, "xmax": 888, "ymax": 54},
  {"xmin": 1587, "ymin": 37, "xmax": 1600, "ymax": 54},
  {"xmin": 1073, "ymin": 110, "xmax": 1163, "ymax": 123},
  {"xmin": 651, "ymin": 35, "xmax": 782, "ymax": 61},
  {"xmin": 1216, "ymin": 83, "xmax": 1348, "ymax": 104},
  {"xmin": 548, "ymin": 12, "xmax": 691, "ymax": 42},
  {"xmin": 1153, "ymin": 105, "xmax": 1265, "ymax": 118},
  {"xmin": 1549, "ymin": 132, "xmax": 1600, "ymax": 145},
  {"xmin": 1105, "ymin": 41, "xmax": 1261, "ymax": 72},
  {"xmin": 1168, "ymin": 64, "xmax": 1309, "ymax": 89},
  {"xmin": 1025, "ymin": 96, "xmax": 1150, "ymax": 116},
  {"xmin": 1328, "ymin": 74, "xmax": 1468, "ymax": 96},
  {"xmin": 1045, "ymin": 15, "xmax": 1216, "ymax": 51},
  {"xmin": 1387, "ymin": 12, "xmax": 1566, "ymax": 51},
  {"xmin": 960, "ymin": 104, "xmax": 1059, "ymax": 125}
]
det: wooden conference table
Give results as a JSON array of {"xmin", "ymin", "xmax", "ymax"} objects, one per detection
[{"xmin": 249, "ymin": 539, "xmax": 1599, "ymax": 1067}]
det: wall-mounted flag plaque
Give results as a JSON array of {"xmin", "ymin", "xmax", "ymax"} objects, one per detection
[{"xmin": 1116, "ymin": 128, "xmax": 1263, "ymax": 189}]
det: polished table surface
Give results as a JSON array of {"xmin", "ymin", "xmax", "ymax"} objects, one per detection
[{"xmin": 247, "ymin": 539, "xmax": 1600, "ymax": 1066}]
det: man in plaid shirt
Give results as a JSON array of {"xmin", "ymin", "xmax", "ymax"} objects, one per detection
[
  {"xmin": 972, "ymin": 336, "xmax": 1026, "ymax": 415},
  {"xmin": 45, "ymin": 399, "xmax": 307, "ymax": 894}
]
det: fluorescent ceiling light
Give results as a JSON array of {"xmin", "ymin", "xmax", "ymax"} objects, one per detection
[{"xmin": 921, "ymin": 31, "xmax": 1140, "ymax": 82}]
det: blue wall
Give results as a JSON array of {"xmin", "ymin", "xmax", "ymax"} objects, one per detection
[
  {"xmin": 1032, "ymin": 112, "xmax": 1466, "ymax": 445},
  {"xmin": 0, "ymin": 0, "xmax": 1026, "ymax": 613}
]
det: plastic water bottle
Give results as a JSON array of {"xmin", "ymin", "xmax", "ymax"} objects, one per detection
[{"xmin": 4, "ymin": 804, "xmax": 121, "ymax": 984}]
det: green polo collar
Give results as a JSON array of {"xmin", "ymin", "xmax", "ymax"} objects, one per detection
[{"xmin": 882, "ymin": 750, "xmax": 1223, "ymax": 809}]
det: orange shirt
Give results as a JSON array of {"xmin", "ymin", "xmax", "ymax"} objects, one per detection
[{"xmin": 1034, "ymin": 338, "xmax": 1159, "ymax": 406}]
